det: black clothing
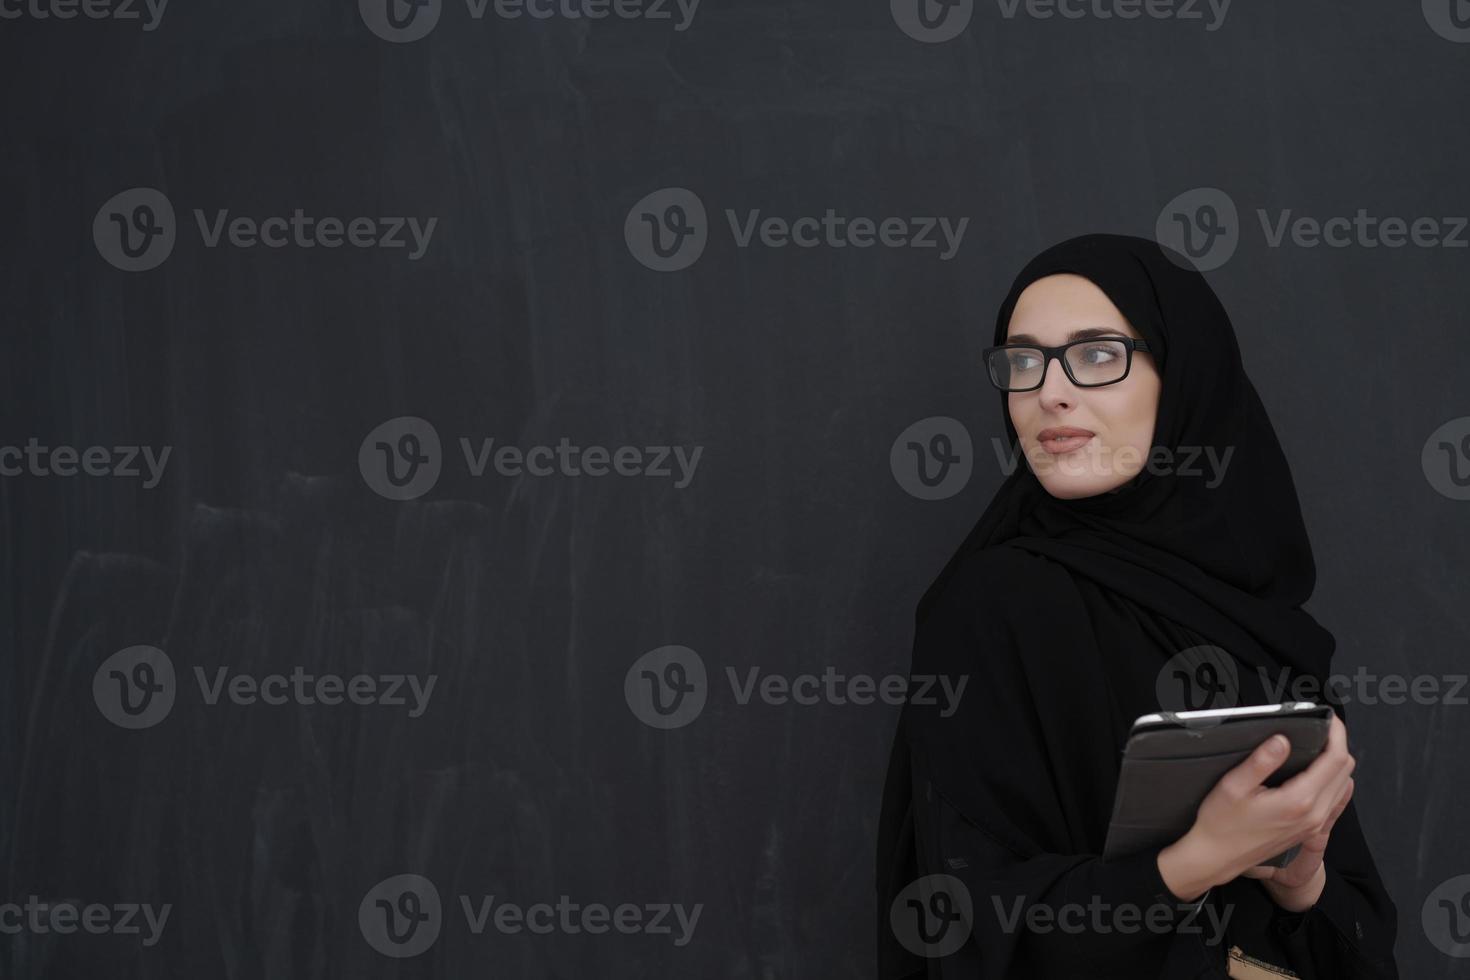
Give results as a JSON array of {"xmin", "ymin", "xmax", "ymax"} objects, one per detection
[{"xmin": 876, "ymin": 234, "xmax": 1399, "ymax": 979}]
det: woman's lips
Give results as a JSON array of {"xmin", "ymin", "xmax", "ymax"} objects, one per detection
[{"xmin": 1036, "ymin": 427, "xmax": 1095, "ymax": 455}]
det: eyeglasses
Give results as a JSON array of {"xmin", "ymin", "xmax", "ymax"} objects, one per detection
[{"xmin": 980, "ymin": 336, "xmax": 1152, "ymax": 392}]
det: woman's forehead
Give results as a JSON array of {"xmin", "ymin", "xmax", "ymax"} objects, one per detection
[{"xmin": 1007, "ymin": 274, "xmax": 1141, "ymax": 340}]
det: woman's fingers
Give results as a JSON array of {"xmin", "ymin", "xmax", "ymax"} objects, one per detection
[
  {"xmin": 1220, "ymin": 733, "xmax": 1293, "ymax": 796},
  {"xmin": 1272, "ymin": 716, "xmax": 1354, "ymax": 829},
  {"xmin": 1287, "ymin": 775, "xmax": 1356, "ymax": 857},
  {"xmin": 1314, "ymin": 776, "xmax": 1355, "ymax": 838}
]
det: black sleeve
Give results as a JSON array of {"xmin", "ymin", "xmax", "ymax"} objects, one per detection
[
  {"xmin": 907, "ymin": 751, "xmax": 1225, "ymax": 976},
  {"xmin": 1266, "ymin": 793, "xmax": 1400, "ymax": 980}
]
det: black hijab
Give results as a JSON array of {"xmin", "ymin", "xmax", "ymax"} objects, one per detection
[
  {"xmin": 919, "ymin": 232, "xmax": 1329, "ymax": 658},
  {"xmin": 875, "ymin": 234, "xmax": 1398, "ymax": 978}
]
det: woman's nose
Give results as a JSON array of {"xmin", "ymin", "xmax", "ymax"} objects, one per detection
[{"xmin": 1037, "ymin": 357, "xmax": 1076, "ymax": 411}]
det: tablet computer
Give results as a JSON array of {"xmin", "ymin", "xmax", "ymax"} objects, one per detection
[{"xmin": 1102, "ymin": 701, "xmax": 1334, "ymax": 869}]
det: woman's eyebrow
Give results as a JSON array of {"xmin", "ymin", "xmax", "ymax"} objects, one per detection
[{"xmin": 1005, "ymin": 326, "xmax": 1128, "ymax": 345}]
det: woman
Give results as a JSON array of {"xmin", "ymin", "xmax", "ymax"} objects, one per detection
[{"xmin": 875, "ymin": 234, "xmax": 1399, "ymax": 979}]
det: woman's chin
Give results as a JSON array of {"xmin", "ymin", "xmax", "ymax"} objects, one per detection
[{"xmin": 1032, "ymin": 464, "xmax": 1141, "ymax": 500}]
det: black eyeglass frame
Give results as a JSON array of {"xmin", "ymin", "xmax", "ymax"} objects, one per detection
[{"xmin": 980, "ymin": 337, "xmax": 1153, "ymax": 392}]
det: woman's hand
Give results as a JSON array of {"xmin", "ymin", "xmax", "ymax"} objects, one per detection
[
  {"xmin": 1158, "ymin": 714, "xmax": 1356, "ymax": 908},
  {"xmin": 1240, "ymin": 774, "xmax": 1354, "ymax": 911}
]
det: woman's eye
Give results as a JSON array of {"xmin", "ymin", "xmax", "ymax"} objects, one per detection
[
  {"xmin": 1081, "ymin": 344, "xmax": 1121, "ymax": 364},
  {"xmin": 1012, "ymin": 353, "xmax": 1041, "ymax": 371}
]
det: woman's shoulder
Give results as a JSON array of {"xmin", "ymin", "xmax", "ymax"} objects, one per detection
[
  {"xmin": 922, "ymin": 541, "xmax": 1073, "ymax": 623},
  {"xmin": 909, "ymin": 543, "xmax": 1076, "ymax": 678}
]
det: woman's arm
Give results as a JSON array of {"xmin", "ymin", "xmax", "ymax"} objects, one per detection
[{"xmin": 907, "ymin": 754, "xmax": 1224, "ymax": 972}]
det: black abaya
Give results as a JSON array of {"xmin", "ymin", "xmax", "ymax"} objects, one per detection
[{"xmin": 875, "ymin": 234, "xmax": 1399, "ymax": 979}]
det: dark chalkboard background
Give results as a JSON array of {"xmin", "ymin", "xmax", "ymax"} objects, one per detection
[{"xmin": 3, "ymin": 0, "xmax": 1469, "ymax": 976}]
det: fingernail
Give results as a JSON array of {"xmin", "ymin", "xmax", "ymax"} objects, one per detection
[{"xmin": 1269, "ymin": 736, "xmax": 1288, "ymax": 756}]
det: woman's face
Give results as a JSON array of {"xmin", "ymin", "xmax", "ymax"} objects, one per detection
[{"xmin": 1004, "ymin": 273, "xmax": 1162, "ymax": 500}]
